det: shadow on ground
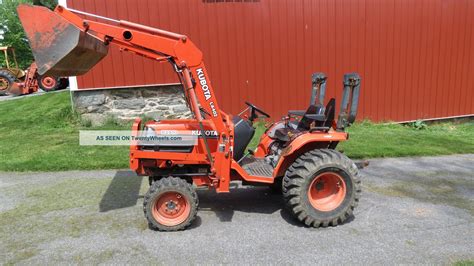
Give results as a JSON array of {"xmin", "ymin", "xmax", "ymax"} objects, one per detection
[
  {"xmin": 196, "ymin": 186, "xmax": 355, "ymax": 227},
  {"xmin": 98, "ymin": 173, "xmax": 354, "ymax": 227},
  {"xmin": 197, "ymin": 184, "xmax": 307, "ymax": 228},
  {"xmin": 99, "ymin": 170, "xmax": 143, "ymax": 212},
  {"xmin": 197, "ymin": 185, "xmax": 283, "ymax": 222}
]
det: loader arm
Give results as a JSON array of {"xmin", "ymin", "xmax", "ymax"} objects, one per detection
[
  {"xmin": 18, "ymin": 4, "xmax": 232, "ymax": 185},
  {"xmin": 52, "ymin": 6, "xmax": 201, "ymax": 66}
]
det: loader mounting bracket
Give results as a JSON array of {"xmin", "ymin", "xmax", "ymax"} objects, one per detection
[{"xmin": 337, "ymin": 73, "xmax": 361, "ymax": 131}]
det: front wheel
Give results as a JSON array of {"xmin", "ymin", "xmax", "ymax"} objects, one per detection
[
  {"xmin": 282, "ymin": 149, "xmax": 361, "ymax": 227},
  {"xmin": 143, "ymin": 176, "xmax": 198, "ymax": 231},
  {"xmin": 37, "ymin": 75, "xmax": 61, "ymax": 92}
]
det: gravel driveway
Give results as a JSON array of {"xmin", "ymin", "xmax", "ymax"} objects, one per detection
[{"xmin": 0, "ymin": 154, "xmax": 473, "ymax": 264}]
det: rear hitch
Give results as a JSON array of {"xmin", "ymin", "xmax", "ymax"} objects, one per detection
[{"xmin": 337, "ymin": 73, "xmax": 361, "ymax": 131}]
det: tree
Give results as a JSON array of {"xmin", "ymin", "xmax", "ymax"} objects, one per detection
[
  {"xmin": 0, "ymin": 0, "xmax": 57, "ymax": 69},
  {"xmin": 0, "ymin": 0, "xmax": 33, "ymax": 69},
  {"xmin": 33, "ymin": 0, "xmax": 57, "ymax": 10}
]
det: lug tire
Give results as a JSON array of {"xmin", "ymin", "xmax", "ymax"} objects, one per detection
[
  {"xmin": 282, "ymin": 149, "xmax": 361, "ymax": 227},
  {"xmin": 143, "ymin": 176, "xmax": 198, "ymax": 231},
  {"xmin": 38, "ymin": 75, "xmax": 61, "ymax": 92},
  {"xmin": 0, "ymin": 70, "xmax": 16, "ymax": 95}
]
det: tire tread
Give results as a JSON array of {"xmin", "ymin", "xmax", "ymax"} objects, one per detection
[
  {"xmin": 0, "ymin": 70, "xmax": 16, "ymax": 95},
  {"xmin": 282, "ymin": 149, "xmax": 361, "ymax": 228},
  {"xmin": 143, "ymin": 176, "xmax": 198, "ymax": 231}
]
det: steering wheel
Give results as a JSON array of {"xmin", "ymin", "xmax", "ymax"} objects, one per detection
[{"xmin": 245, "ymin": 101, "xmax": 271, "ymax": 121}]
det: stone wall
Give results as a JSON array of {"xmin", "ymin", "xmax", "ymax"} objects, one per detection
[{"xmin": 72, "ymin": 85, "xmax": 192, "ymax": 125}]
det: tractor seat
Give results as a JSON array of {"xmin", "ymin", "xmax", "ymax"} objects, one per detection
[
  {"xmin": 232, "ymin": 116, "xmax": 255, "ymax": 160},
  {"xmin": 267, "ymin": 104, "xmax": 326, "ymax": 143},
  {"xmin": 288, "ymin": 104, "xmax": 326, "ymax": 130}
]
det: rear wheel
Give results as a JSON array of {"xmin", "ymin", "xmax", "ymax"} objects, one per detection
[
  {"xmin": 0, "ymin": 70, "xmax": 16, "ymax": 95},
  {"xmin": 282, "ymin": 149, "xmax": 361, "ymax": 227},
  {"xmin": 37, "ymin": 75, "xmax": 61, "ymax": 92},
  {"xmin": 143, "ymin": 176, "xmax": 198, "ymax": 231}
]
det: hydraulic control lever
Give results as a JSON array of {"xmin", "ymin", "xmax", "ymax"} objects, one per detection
[{"xmin": 337, "ymin": 73, "xmax": 361, "ymax": 130}]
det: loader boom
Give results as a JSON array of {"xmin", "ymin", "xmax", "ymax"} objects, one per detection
[
  {"xmin": 18, "ymin": 4, "xmax": 232, "ymax": 185},
  {"xmin": 53, "ymin": 6, "xmax": 202, "ymax": 66}
]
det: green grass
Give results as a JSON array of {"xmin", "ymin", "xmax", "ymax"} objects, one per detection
[
  {"xmin": 340, "ymin": 120, "xmax": 474, "ymax": 159},
  {"xmin": 0, "ymin": 92, "xmax": 129, "ymax": 171},
  {"xmin": 454, "ymin": 260, "xmax": 474, "ymax": 266},
  {"xmin": 0, "ymin": 91, "xmax": 473, "ymax": 171}
]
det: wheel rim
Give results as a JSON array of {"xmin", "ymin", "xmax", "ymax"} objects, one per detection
[
  {"xmin": 308, "ymin": 172, "xmax": 346, "ymax": 212},
  {"xmin": 0, "ymin": 77, "xmax": 9, "ymax": 91},
  {"xmin": 41, "ymin": 76, "xmax": 57, "ymax": 90},
  {"xmin": 151, "ymin": 192, "xmax": 191, "ymax": 226}
]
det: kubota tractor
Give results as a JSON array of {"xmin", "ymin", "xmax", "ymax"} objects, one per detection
[
  {"xmin": 19, "ymin": 4, "xmax": 363, "ymax": 231},
  {"xmin": 0, "ymin": 46, "xmax": 68, "ymax": 95}
]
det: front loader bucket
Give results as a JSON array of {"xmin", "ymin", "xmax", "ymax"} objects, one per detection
[{"xmin": 17, "ymin": 4, "xmax": 108, "ymax": 76}]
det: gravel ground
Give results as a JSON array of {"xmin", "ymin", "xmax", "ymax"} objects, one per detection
[{"xmin": 0, "ymin": 154, "xmax": 473, "ymax": 264}]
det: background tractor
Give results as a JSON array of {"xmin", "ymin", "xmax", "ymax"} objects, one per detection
[{"xmin": 0, "ymin": 46, "xmax": 68, "ymax": 96}]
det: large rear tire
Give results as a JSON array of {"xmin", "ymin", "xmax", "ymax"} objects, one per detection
[
  {"xmin": 0, "ymin": 70, "xmax": 16, "ymax": 95},
  {"xmin": 282, "ymin": 149, "xmax": 361, "ymax": 227},
  {"xmin": 143, "ymin": 176, "xmax": 198, "ymax": 231}
]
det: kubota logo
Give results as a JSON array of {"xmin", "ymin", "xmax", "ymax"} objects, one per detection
[
  {"xmin": 196, "ymin": 68, "xmax": 218, "ymax": 117},
  {"xmin": 196, "ymin": 68, "xmax": 211, "ymax": 101}
]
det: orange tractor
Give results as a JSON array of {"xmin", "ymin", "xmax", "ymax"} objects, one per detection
[
  {"xmin": 0, "ymin": 46, "xmax": 68, "ymax": 96},
  {"xmin": 19, "ymin": 4, "xmax": 363, "ymax": 231}
]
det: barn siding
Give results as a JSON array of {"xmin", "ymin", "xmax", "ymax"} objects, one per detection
[{"xmin": 67, "ymin": 0, "xmax": 474, "ymax": 122}]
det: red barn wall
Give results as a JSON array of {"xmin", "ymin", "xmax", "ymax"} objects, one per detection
[{"xmin": 67, "ymin": 0, "xmax": 474, "ymax": 122}]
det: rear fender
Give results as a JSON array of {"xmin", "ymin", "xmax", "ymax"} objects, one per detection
[{"xmin": 273, "ymin": 131, "xmax": 348, "ymax": 177}]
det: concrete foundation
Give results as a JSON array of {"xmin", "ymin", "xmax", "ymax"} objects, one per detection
[{"xmin": 72, "ymin": 85, "xmax": 192, "ymax": 125}]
